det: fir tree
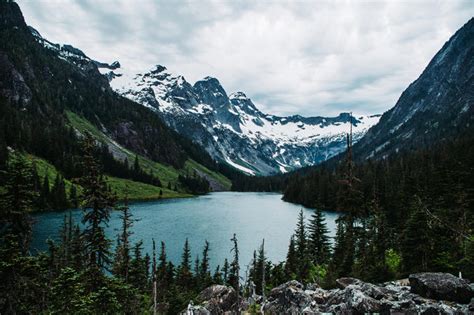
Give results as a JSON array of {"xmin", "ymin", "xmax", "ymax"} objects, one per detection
[
  {"xmin": 199, "ymin": 240, "xmax": 212, "ymax": 289},
  {"xmin": 285, "ymin": 236, "xmax": 297, "ymax": 279},
  {"xmin": 79, "ymin": 133, "xmax": 116, "ymax": 277},
  {"xmin": 0, "ymin": 154, "xmax": 37, "ymax": 253},
  {"xmin": 400, "ymin": 196, "xmax": 431, "ymax": 273},
  {"xmin": 177, "ymin": 238, "xmax": 192, "ymax": 288},
  {"xmin": 308, "ymin": 208, "xmax": 331, "ymax": 266},
  {"xmin": 113, "ymin": 198, "xmax": 133, "ymax": 282},
  {"xmin": 229, "ymin": 234, "xmax": 240, "ymax": 313},
  {"xmin": 222, "ymin": 258, "xmax": 229, "ymax": 286}
]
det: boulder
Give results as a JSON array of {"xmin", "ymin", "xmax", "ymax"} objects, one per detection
[
  {"xmin": 263, "ymin": 280, "xmax": 314, "ymax": 314},
  {"xmin": 336, "ymin": 277, "xmax": 389, "ymax": 300},
  {"xmin": 325, "ymin": 285, "xmax": 382, "ymax": 313},
  {"xmin": 409, "ymin": 273, "xmax": 474, "ymax": 303},
  {"xmin": 336, "ymin": 277, "xmax": 364, "ymax": 289},
  {"xmin": 196, "ymin": 285, "xmax": 237, "ymax": 314}
]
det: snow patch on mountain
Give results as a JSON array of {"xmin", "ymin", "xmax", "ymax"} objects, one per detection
[{"xmin": 110, "ymin": 65, "xmax": 380, "ymax": 175}]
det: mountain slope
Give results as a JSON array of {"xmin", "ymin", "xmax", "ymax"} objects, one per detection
[
  {"xmin": 111, "ymin": 66, "xmax": 379, "ymax": 175},
  {"xmin": 0, "ymin": 2, "xmax": 230, "ymax": 200},
  {"xmin": 353, "ymin": 17, "xmax": 474, "ymax": 160}
]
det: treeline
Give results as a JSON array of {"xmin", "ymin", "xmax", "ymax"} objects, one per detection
[
  {"xmin": 283, "ymin": 133, "xmax": 474, "ymax": 280},
  {"xmin": 178, "ymin": 171, "xmax": 210, "ymax": 195},
  {"xmin": 231, "ymin": 172, "xmax": 286, "ymax": 192}
]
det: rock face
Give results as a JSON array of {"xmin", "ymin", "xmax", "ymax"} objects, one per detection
[
  {"xmin": 409, "ymin": 272, "xmax": 474, "ymax": 304},
  {"xmin": 196, "ymin": 285, "xmax": 237, "ymax": 314},
  {"xmin": 354, "ymin": 17, "xmax": 474, "ymax": 161},
  {"xmin": 189, "ymin": 274, "xmax": 472, "ymax": 314}
]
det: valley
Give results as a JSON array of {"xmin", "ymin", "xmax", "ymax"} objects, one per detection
[{"xmin": 1, "ymin": 2, "xmax": 473, "ymax": 314}]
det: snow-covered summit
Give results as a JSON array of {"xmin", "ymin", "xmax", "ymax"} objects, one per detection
[{"xmin": 111, "ymin": 65, "xmax": 380, "ymax": 175}]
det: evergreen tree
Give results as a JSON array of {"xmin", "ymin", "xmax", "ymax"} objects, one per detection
[
  {"xmin": 229, "ymin": 234, "xmax": 240, "ymax": 313},
  {"xmin": 294, "ymin": 210, "xmax": 311, "ymax": 281},
  {"xmin": 69, "ymin": 184, "xmax": 79, "ymax": 208},
  {"xmin": 177, "ymin": 238, "xmax": 192, "ymax": 288},
  {"xmin": 294, "ymin": 210, "xmax": 307, "ymax": 257},
  {"xmin": 129, "ymin": 240, "xmax": 148, "ymax": 291},
  {"xmin": 0, "ymin": 154, "xmax": 37, "ymax": 253},
  {"xmin": 255, "ymin": 239, "xmax": 267, "ymax": 296},
  {"xmin": 113, "ymin": 198, "xmax": 133, "ymax": 282},
  {"xmin": 199, "ymin": 240, "xmax": 212, "ymax": 289},
  {"xmin": 79, "ymin": 133, "xmax": 116, "ymax": 278},
  {"xmin": 308, "ymin": 208, "xmax": 331, "ymax": 266},
  {"xmin": 133, "ymin": 155, "xmax": 140, "ymax": 173},
  {"xmin": 222, "ymin": 258, "xmax": 229, "ymax": 286},
  {"xmin": 285, "ymin": 236, "xmax": 297, "ymax": 279},
  {"xmin": 39, "ymin": 174, "xmax": 50, "ymax": 209},
  {"xmin": 400, "ymin": 197, "xmax": 431, "ymax": 273}
]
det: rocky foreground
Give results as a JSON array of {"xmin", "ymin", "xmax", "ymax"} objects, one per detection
[{"xmin": 184, "ymin": 273, "xmax": 474, "ymax": 314}]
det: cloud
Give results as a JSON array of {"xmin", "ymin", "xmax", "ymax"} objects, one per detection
[{"xmin": 18, "ymin": 0, "xmax": 474, "ymax": 116}]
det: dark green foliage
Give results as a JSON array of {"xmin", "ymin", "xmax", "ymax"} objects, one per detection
[
  {"xmin": 79, "ymin": 134, "xmax": 116, "ymax": 274},
  {"xmin": 0, "ymin": 154, "xmax": 37, "ymax": 253},
  {"xmin": 308, "ymin": 208, "xmax": 331, "ymax": 266},
  {"xmin": 285, "ymin": 236, "xmax": 297, "ymax": 279},
  {"xmin": 178, "ymin": 173, "xmax": 210, "ymax": 194}
]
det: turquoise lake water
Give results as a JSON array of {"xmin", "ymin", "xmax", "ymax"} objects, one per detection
[{"xmin": 31, "ymin": 192, "xmax": 338, "ymax": 269}]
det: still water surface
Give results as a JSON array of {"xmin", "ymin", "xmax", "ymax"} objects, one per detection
[{"xmin": 32, "ymin": 192, "xmax": 338, "ymax": 268}]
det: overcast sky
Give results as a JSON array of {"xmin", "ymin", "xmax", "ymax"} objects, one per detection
[{"xmin": 18, "ymin": 0, "xmax": 474, "ymax": 116}]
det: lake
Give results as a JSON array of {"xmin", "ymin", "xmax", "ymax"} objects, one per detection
[{"xmin": 31, "ymin": 192, "xmax": 338, "ymax": 269}]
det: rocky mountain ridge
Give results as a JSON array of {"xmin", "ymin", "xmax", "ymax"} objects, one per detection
[
  {"xmin": 110, "ymin": 65, "xmax": 379, "ymax": 175},
  {"xmin": 353, "ymin": 17, "xmax": 474, "ymax": 161}
]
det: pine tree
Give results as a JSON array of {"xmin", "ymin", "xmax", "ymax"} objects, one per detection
[
  {"xmin": 40, "ymin": 174, "xmax": 50, "ymax": 209},
  {"xmin": 129, "ymin": 240, "xmax": 148, "ymax": 291},
  {"xmin": 133, "ymin": 155, "xmax": 140, "ymax": 173},
  {"xmin": 229, "ymin": 234, "xmax": 240, "ymax": 313},
  {"xmin": 199, "ymin": 240, "xmax": 212, "ymax": 289},
  {"xmin": 113, "ymin": 198, "xmax": 133, "ymax": 282},
  {"xmin": 0, "ymin": 153, "xmax": 37, "ymax": 254},
  {"xmin": 79, "ymin": 133, "xmax": 116, "ymax": 277},
  {"xmin": 308, "ymin": 208, "xmax": 331, "ymax": 266},
  {"xmin": 213, "ymin": 265, "xmax": 223, "ymax": 284},
  {"xmin": 255, "ymin": 239, "xmax": 266, "ymax": 296},
  {"xmin": 152, "ymin": 239, "xmax": 157, "ymax": 315},
  {"xmin": 222, "ymin": 258, "xmax": 229, "ymax": 286},
  {"xmin": 177, "ymin": 238, "xmax": 192, "ymax": 288},
  {"xmin": 326, "ymin": 218, "xmax": 346, "ymax": 284},
  {"xmin": 294, "ymin": 210, "xmax": 307, "ymax": 258},
  {"xmin": 285, "ymin": 236, "xmax": 297, "ymax": 279},
  {"xmin": 294, "ymin": 210, "xmax": 310, "ymax": 281},
  {"xmin": 69, "ymin": 185, "xmax": 79, "ymax": 208},
  {"xmin": 400, "ymin": 196, "xmax": 431, "ymax": 273}
]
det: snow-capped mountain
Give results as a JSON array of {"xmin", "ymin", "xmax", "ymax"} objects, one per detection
[
  {"xmin": 27, "ymin": 25, "xmax": 379, "ymax": 175},
  {"xmin": 111, "ymin": 66, "xmax": 379, "ymax": 175}
]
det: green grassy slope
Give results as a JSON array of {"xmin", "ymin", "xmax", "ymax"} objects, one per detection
[
  {"xmin": 65, "ymin": 111, "xmax": 231, "ymax": 195},
  {"xmin": 25, "ymin": 153, "xmax": 192, "ymax": 202}
]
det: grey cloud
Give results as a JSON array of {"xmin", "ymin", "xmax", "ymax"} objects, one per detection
[{"xmin": 17, "ymin": 0, "xmax": 474, "ymax": 116}]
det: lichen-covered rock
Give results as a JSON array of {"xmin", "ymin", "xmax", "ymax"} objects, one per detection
[
  {"xmin": 409, "ymin": 272, "xmax": 474, "ymax": 303},
  {"xmin": 325, "ymin": 285, "xmax": 382, "ymax": 313},
  {"xmin": 263, "ymin": 280, "xmax": 313, "ymax": 314},
  {"xmin": 196, "ymin": 285, "xmax": 237, "ymax": 314}
]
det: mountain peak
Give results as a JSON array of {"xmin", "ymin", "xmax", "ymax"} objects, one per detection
[
  {"xmin": 151, "ymin": 65, "xmax": 167, "ymax": 74},
  {"xmin": 0, "ymin": 2, "xmax": 27, "ymax": 31},
  {"xmin": 229, "ymin": 91, "xmax": 248, "ymax": 100}
]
